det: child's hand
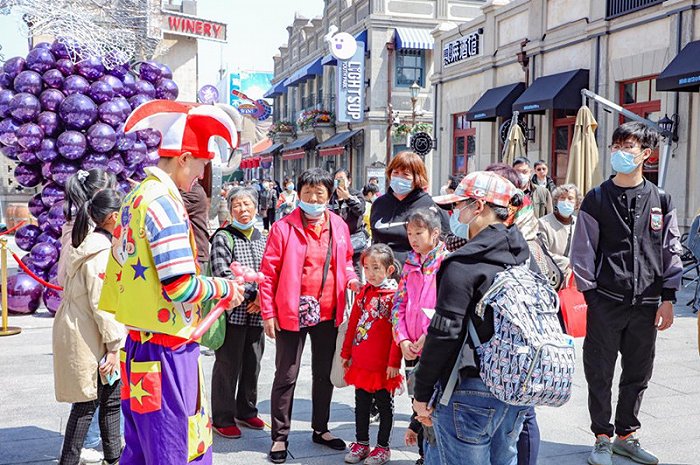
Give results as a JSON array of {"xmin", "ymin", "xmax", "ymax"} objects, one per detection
[
  {"xmin": 410, "ymin": 335, "xmax": 426, "ymax": 354},
  {"xmin": 404, "ymin": 428, "xmax": 418, "ymax": 446},
  {"xmin": 387, "ymin": 366, "xmax": 399, "ymax": 379},
  {"xmin": 342, "ymin": 357, "xmax": 351, "ymax": 369},
  {"xmin": 400, "ymin": 340, "xmax": 417, "ymax": 361},
  {"xmin": 347, "ymin": 279, "xmax": 362, "ymax": 293}
]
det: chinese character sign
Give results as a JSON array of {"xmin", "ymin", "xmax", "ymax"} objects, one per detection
[{"xmin": 443, "ymin": 31, "xmax": 482, "ymax": 67}]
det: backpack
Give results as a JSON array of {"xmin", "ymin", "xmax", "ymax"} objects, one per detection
[{"xmin": 440, "ymin": 264, "xmax": 575, "ymax": 408}]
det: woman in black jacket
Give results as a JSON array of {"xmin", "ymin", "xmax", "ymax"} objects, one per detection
[{"xmin": 369, "ymin": 151, "xmax": 449, "ymax": 266}]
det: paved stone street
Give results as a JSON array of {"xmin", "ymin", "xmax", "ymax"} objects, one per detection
[{"xmin": 1, "ymin": 236, "xmax": 698, "ymax": 465}]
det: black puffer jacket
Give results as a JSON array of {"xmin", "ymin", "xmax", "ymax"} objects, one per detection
[{"xmin": 329, "ymin": 187, "xmax": 366, "ymax": 236}]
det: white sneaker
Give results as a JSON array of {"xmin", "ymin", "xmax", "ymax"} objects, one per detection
[{"xmin": 80, "ymin": 448, "xmax": 103, "ymax": 464}]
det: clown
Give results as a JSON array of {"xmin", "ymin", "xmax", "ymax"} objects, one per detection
[{"xmin": 99, "ymin": 100, "xmax": 245, "ymax": 465}]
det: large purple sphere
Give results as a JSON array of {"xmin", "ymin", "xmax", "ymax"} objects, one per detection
[
  {"xmin": 98, "ymin": 100, "xmax": 124, "ymax": 127},
  {"xmin": 107, "ymin": 154, "xmax": 125, "ymax": 175},
  {"xmin": 81, "ymin": 151, "xmax": 110, "ymax": 170},
  {"xmin": 48, "ymin": 260, "xmax": 61, "ymax": 281},
  {"xmin": 134, "ymin": 80, "xmax": 156, "ymax": 98},
  {"xmin": 41, "ymin": 182, "xmax": 65, "ymax": 207},
  {"xmin": 112, "ymin": 96, "xmax": 132, "ymax": 119},
  {"xmin": 43, "ymin": 285, "xmax": 62, "ymax": 315},
  {"xmin": 0, "ymin": 118, "xmax": 21, "ymax": 146},
  {"xmin": 3, "ymin": 57, "xmax": 26, "ymax": 79},
  {"xmin": 144, "ymin": 148, "xmax": 160, "ymax": 166},
  {"xmin": 137, "ymin": 128, "xmax": 162, "ymax": 148},
  {"xmin": 0, "ymin": 89, "xmax": 14, "ymax": 118},
  {"xmin": 47, "ymin": 203, "xmax": 66, "ymax": 231},
  {"xmin": 117, "ymin": 179, "xmax": 132, "ymax": 194},
  {"xmin": 30, "ymin": 241, "xmax": 58, "ymax": 269},
  {"xmin": 115, "ymin": 130, "xmax": 136, "ymax": 151},
  {"xmin": 28, "ymin": 193, "xmax": 45, "ymax": 218},
  {"xmin": 37, "ymin": 212, "xmax": 50, "ymax": 232},
  {"xmin": 38, "ymin": 231, "xmax": 61, "ymax": 250},
  {"xmin": 1, "ymin": 145, "xmax": 19, "ymax": 161},
  {"xmin": 139, "ymin": 61, "xmax": 162, "ymax": 83},
  {"xmin": 16, "ymin": 123, "xmax": 44, "ymax": 151},
  {"xmin": 6, "ymin": 272, "xmax": 43, "ymax": 314},
  {"xmin": 75, "ymin": 56, "xmax": 105, "ymax": 80},
  {"xmin": 121, "ymin": 73, "xmax": 137, "ymax": 97},
  {"xmin": 57, "ymin": 130, "xmax": 87, "ymax": 159},
  {"xmin": 41, "ymin": 162, "xmax": 52, "ymax": 180},
  {"xmin": 123, "ymin": 140, "xmax": 147, "ymax": 165},
  {"xmin": 0, "ymin": 73, "xmax": 11, "ymax": 89},
  {"xmin": 37, "ymin": 111, "xmax": 62, "ymax": 137},
  {"xmin": 155, "ymin": 79, "xmax": 179, "ymax": 100},
  {"xmin": 15, "ymin": 224, "xmax": 42, "ymax": 251},
  {"xmin": 21, "ymin": 255, "xmax": 47, "ymax": 281},
  {"xmin": 86, "ymin": 122, "xmax": 116, "ymax": 152},
  {"xmin": 40, "ymin": 89, "xmax": 65, "ymax": 112},
  {"xmin": 108, "ymin": 62, "xmax": 130, "ymax": 79},
  {"xmin": 62, "ymin": 75, "xmax": 90, "ymax": 95},
  {"xmin": 59, "ymin": 94, "xmax": 98, "ymax": 130},
  {"xmin": 88, "ymin": 81, "xmax": 114, "ymax": 104},
  {"xmin": 14, "ymin": 70, "xmax": 43, "ymax": 95},
  {"xmin": 128, "ymin": 93, "xmax": 153, "ymax": 109},
  {"xmin": 17, "ymin": 149, "xmax": 40, "ymax": 165},
  {"xmin": 14, "ymin": 163, "xmax": 42, "ymax": 187},
  {"xmin": 42, "ymin": 69, "xmax": 64, "ymax": 89},
  {"xmin": 36, "ymin": 138, "xmax": 59, "ymax": 162},
  {"xmin": 55, "ymin": 58, "xmax": 74, "ymax": 76},
  {"xmin": 9, "ymin": 93, "xmax": 41, "ymax": 123},
  {"xmin": 100, "ymin": 75, "xmax": 124, "ymax": 96},
  {"xmin": 26, "ymin": 47, "xmax": 56, "ymax": 73},
  {"xmin": 158, "ymin": 64, "xmax": 173, "ymax": 80},
  {"xmin": 50, "ymin": 39, "xmax": 71, "ymax": 59},
  {"xmin": 50, "ymin": 159, "xmax": 79, "ymax": 187}
]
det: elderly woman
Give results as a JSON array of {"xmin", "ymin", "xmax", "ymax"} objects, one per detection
[
  {"xmin": 370, "ymin": 151, "xmax": 449, "ymax": 266},
  {"xmin": 260, "ymin": 168, "xmax": 360, "ymax": 464},
  {"xmin": 538, "ymin": 183, "xmax": 581, "ymax": 281},
  {"xmin": 210, "ymin": 187, "xmax": 268, "ymax": 439}
]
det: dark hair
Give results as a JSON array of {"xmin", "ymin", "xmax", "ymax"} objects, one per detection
[
  {"xmin": 406, "ymin": 207, "xmax": 441, "ymax": 231},
  {"xmin": 482, "ymin": 192, "xmax": 524, "ymax": 221},
  {"xmin": 368, "ymin": 176, "xmax": 379, "ymax": 183},
  {"xmin": 361, "ymin": 244, "xmax": 400, "ymax": 280},
  {"xmin": 64, "ymin": 169, "xmax": 117, "ymax": 222},
  {"xmin": 534, "ymin": 160, "xmax": 547, "ymax": 169},
  {"xmin": 512, "ymin": 157, "xmax": 531, "ymax": 168},
  {"xmin": 386, "ymin": 151, "xmax": 429, "ymax": 190},
  {"xmin": 297, "ymin": 168, "xmax": 334, "ymax": 197},
  {"xmin": 333, "ymin": 168, "xmax": 351, "ymax": 179},
  {"xmin": 72, "ymin": 188, "xmax": 123, "ymax": 248},
  {"xmin": 362, "ymin": 183, "xmax": 380, "ymax": 196},
  {"xmin": 448, "ymin": 175, "xmax": 463, "ymax": 191},
  {"xmin": 612, "ymin": 121, "xmax": 660, "ymax": 150},
  {"xmin": 485, "ymin": 163, "xmax": 520, "ymax": 187}
]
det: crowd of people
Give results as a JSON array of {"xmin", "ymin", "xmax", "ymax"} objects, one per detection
[{"xmin": 50, "ymin": 111, "xmax": 683, "ymax": 465}]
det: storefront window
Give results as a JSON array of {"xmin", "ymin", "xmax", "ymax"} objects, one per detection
[
  {"xmin": 551, "ymin": 110, "xmax": 577, "ymax": 186},
  {"xmin": 396, "ymin": 49, "xmax": 425, "ymax": 87},
  {"xmin": 453, "ymin": 113, "xmax": 475, "ymax": 174}
]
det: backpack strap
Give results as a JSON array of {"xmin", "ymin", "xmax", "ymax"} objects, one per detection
[
  {"xmin": 439, "ymin": 316, "xmax": 481, "ymax": 406},
  {"xmin": 658, "ymin": 188, "xmax": 668, "ymax": 216}
]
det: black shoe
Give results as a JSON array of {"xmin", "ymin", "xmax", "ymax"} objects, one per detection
[
  {"xmin": 269, "ymin": 441, "xmax": 288, "ymax": 464},
  {"xmin": 312, "ymin": 431, "xmax": 346, "ymax": 451},
  {"xmin": 415, "ymin": 458, "xmax": 424, "ymax": 465}
]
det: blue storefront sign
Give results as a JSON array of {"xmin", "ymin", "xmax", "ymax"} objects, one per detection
[{"xmin": 336, "ymin": 41, "xmax": 365, "ymax": 123}]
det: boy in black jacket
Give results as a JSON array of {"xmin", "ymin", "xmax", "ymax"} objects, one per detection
[{"xmin": 571, "ymin": 122, "xmax": 682, "ymax": 465}]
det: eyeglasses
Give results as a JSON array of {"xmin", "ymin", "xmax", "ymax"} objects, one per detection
[
  {"xmin": 535, "ymin": 167, "xmax": 547, "ymax": 171},
  {"xmin": 609, "ymin": 144, "xmax": 640, "ymax": 151}
]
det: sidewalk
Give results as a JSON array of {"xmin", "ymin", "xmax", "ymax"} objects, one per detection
[{"xmin": 0, "ymin": 239, "xmax": 698, "ymax": 464}]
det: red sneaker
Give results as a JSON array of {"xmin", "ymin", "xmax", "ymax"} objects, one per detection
[
  {"xmin": 213, "ymin": 425, "xmax": 242, "ymax": 438},
  {"xmin": 237, "ymin": 416, "xmax": 265, "ymax": 430}
]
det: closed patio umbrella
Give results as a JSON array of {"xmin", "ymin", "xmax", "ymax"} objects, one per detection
[
  {"xmin": 502, "ymin": 121, "xmax": 526, "ymax": 167},
  {"xmin": 566, "ymin": 106, "xmax": 601, "ymax": 194}
]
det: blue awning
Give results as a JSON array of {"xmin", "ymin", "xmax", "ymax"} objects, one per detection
[
  {"xmin": 322, "ymin": 30, "xmax": 367, "ymax": 66},
  {"xmin": 395, "ymin": 27, "xmax": 434, "ymax": 50},
  {"xmin": 263, "ymin": 81, "xmax": 286, "ymax": 99},
  {"xmin": 285, "ymin": 56, "xmax": 324, "ymax": 87}
]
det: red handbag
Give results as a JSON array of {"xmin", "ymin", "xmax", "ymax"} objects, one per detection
[{"xmin": 558, "ymin": 275, "xmax": 588, "ymax": 338}]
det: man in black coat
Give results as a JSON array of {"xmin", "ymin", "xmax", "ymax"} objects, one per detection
[{"xmin": 329, "ymin": 168, "xmax": 367, "ymax": 271}]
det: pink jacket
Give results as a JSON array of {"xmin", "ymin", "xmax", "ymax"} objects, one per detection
[
  {"xmin": 259, "ymin": 208, "xmax": 357, "ymax": 332},
  {"xmin": 391, "ymin": 242, "xmax": 448, "ymax": 345}
]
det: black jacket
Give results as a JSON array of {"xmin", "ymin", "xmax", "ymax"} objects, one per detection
[
  {"xmin": 531, "ymin": 174, "xmax": 556, "ymax": 192},
  {"xmin": 329, "ymin": 187, "xmax": 366, "ymax": 236},
  {"xmin": 413, "ymin": 224, "xmax": 530, "ymax": 402},
  {"xmin": 369, "ymin": 188, "xmax": 450, "ymax": 265},
  {"xmin": 571, "ymin": 179, "xmax": 682, "ymax": 306}
]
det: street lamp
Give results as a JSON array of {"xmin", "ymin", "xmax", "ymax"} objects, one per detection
[{"xmin": 410, "ymin": 81, "xmax": 420, "ymax": 127}]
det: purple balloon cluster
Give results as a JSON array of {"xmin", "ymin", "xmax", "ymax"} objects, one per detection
[{"xmin": 1, "ymin": 41, "xmax": 178, "ymax": 314}]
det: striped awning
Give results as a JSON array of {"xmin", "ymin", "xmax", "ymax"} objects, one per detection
[{"xmin": 395, "ymin": 27, "xmax": 434, "ymax": 50}]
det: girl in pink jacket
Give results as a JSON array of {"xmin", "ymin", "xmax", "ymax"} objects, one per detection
[{"xmin": 390, "ymin": 208, "xmax": 448, "ymax": 462}]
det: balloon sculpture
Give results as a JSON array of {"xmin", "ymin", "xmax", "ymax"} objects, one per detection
[{"xmin": 0, "ymin": 39, "xmax": 178, "ymax": 314}]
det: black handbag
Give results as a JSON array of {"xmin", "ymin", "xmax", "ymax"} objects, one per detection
[
  {"xmin": 350, "ymin": 229, "xmax": 368, "ymax": 254},
  {"xmin": 528, "ymin": 233, "xmax": 564, "ymax": 291}
]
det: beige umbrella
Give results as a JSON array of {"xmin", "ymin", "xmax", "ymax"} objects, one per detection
[
  {"xmin": 502, "ymin": 121, "xmax": 526, "ymax": 167},
  {"xmin": 566, "ymin": 106, "xmax": 602, "ymax": 194}
]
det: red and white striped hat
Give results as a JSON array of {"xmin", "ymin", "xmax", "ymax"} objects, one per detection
[{"xmin": 124, "ymin": 100, "xmax": 238, "ymax": 159}]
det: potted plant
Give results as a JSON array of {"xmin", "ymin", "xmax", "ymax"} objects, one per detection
[
  {"xmin": 297, "ymin": 109, "xmax": 335, "ymax": 131},
  {"xmin": 268, "ymin": 120, "xmax": 296, "ymax": 138}
]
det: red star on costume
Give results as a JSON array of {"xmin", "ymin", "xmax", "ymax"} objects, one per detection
[
  {"xmin": 116, "ymin": 270, "xmax": 123, "ymax": 282},
  {"xmin": 98, "ymin": 272, "xmax": 106, "ymax": 280}
]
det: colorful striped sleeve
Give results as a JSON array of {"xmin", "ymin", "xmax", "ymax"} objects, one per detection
[
  {"xmin": 161, "ymin": 274, "xmax": 235, "ymax": 304},
  {"xmin": 145, "ymin": 195, "xmax": 197, "ymax": 281}
]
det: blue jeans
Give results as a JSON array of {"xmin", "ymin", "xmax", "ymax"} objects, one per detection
[{"xmin": 425, "ymin": 377, "xmax": 529, "ymax": 465}]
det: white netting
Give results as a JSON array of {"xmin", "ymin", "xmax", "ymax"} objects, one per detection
[{"xmin": 0, "ymin": 0, "xmax": 164, "ymax": 68}]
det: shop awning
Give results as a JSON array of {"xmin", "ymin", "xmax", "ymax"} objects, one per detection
[
  {"xmin": 322, "ymin": 30, "xmax": 368, "ymax": 66},
  {"xmin": 282, "ymin": 150, "xmax": 305, "ymax": 160},
  {"xmin": 284, "ymin": 56, "xmax": 324, "ymax": 87},
  {"xmin": 317, "ymin": 129, "xmax": 363, "ymax": 156},
  {"xmin": 657, "ymin": 40, "xmax": 700, "ymax": 92},
  {"xmin": 240, "ymin": 157, "xmax": 260, "ymax": 169},
  {"xmin": 281, "ymin": 134, "xmax": 317, "ymax": 153},
  {"xmin": 466, "ymin": 83, "xmax": 526, "ymax": 121},
  {"xmin": 512, "ymin": 69, "xmax": 590, "ymax": 114},
  {"xmin": 263, "ymin": 81, "xmax": 286, "ymax": 98},
  {"xmin": 257, "ymin": 142, "xmax": 284, "ymax": 156},
  {"xmin": 395, "ymin": 27, "xmax": 434, "ymax": 50}
]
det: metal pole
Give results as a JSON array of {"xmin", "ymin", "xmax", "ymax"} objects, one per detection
[{"xmin": 0, "ymin": 238, "xmax": 21, "ymax": 337}]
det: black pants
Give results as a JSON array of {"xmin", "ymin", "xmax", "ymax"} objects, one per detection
[
  {"xmin": 405, "ymin": 358, "xmax": 424, "ymax": 457},
  {"xmin": 583, "ymin": 292, "xmax": 658, "ymax": 437},
  {"xmin": 517, "ymin": 407, "xmax": 540, "ymax": 465},
  {"xmin": 211, "ymin": 324, "xmax": 265, "ymax": 427},
  {"xmin": 59, "ymin": 378, "xmax": 121, "ymax": 465},
  {"xmin": 270, "ymin": 320, "xmax": 337, "ymax": 442},
  {"xmin": 355, "ymin": 388, "xmax": 393, "ymax": 448},
  {"xmin": 263, "ymin": 208, "xmax": 276, "ymax": 231}
]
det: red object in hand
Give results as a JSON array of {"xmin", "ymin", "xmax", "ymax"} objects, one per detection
[{"xmin": 177, "ymin": 298, "xmax": 232, "ymax": 348}]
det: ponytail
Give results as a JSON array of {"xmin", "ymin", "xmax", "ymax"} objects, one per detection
[
  {"xmin": 71, "ymin": 189, "xmax": 123, "ymax": 248},
  {"xmin": 64, "ymin": 169, "xmax": 118, "ymax": 222}
]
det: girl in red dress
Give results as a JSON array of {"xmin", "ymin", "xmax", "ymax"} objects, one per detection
[{"xmin": 341, "ymin": 244, "xmax": 403, "ymax": 465}]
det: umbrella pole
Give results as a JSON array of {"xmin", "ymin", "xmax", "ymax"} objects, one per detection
[{"xmin": 658, "ymin": 139, "xmax": 672, "ymax": 190}]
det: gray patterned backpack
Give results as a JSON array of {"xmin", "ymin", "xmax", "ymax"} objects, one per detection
[{"xmin": 441, "ymin": 264, "xmax": 575, "ymax": 408}]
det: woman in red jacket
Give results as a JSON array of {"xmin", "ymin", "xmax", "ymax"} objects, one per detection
[{"xmin": 259, "ymin": 168, "xmax": 361, "ymax": 464}]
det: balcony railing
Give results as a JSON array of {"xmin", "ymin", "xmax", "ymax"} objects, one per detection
[{"xmin": 606, "ymin": 0, "xmax": 665, "ymax": 19}]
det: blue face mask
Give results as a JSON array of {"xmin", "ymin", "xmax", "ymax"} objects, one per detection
[
  {"xmin": 299, "ymin": 200, "xmax": 326, "ymax": 217},
  {"xmin": 611, "ymin": 150, "xmax": 641, "ymax": 174},
  {"xmin": 286, "ymin": 184, "xmax": 294, "ymax": 191},
  {"xmin": 231, "ymin": 217, "xmax": 255, "ymax": 230},
  {"xmin": 450, "ymin": 207, "xmax": 469, "ymax": 239},
  {"xmin": 557, "ymin": 200, "xmax": 575, "ymax": 218},
  {"xmin": 390, "ymin": 176, "xmax": 413, "ymax": 195}
]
